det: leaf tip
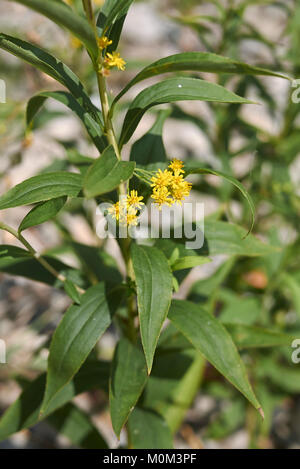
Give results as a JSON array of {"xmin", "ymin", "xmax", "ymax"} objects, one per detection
[{"xmin": 258, "ymin": 407, "xmax": 265, "ymax": 420}]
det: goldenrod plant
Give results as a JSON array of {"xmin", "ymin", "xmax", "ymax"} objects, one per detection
[{"xmin": 0, "ymin": 0, "xmax": 298, "ymax": 449}]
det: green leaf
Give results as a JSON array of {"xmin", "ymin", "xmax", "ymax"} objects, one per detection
[
  {"xmin": 64, "ymin": 279, "xmax": 81, "ymax": 304},
  {"xmin": 189, "ymin": 258, "xmax": 236, "ymax": 300},
  {"xmin": 168, "ymin": 300, "xmax": 261, "ymax": 411},
  {"xmin": 109, "ymin": 338, "xmax": 148, "ymax": 437},
  {"xmin": 41, "ymin": 283, "xmax": 117, "ymax": 414},
  {"xmin": 0, "ymin": 244, "xmax": 32, "ymax": 261},
  {"xmin": 97, "ymin": 0, "xmax": 134, "ymax": 37},
  {"xmin": 0, "ymin": 245, "xmax": 86, "ymax": 287},
  {"xmin": 19, "ymin": 196, "xmax": 67, "ymax": 232},
  {"xmin": 257, "ymin": 358, "xmax": 300, "ymax": 394},
  {"xmin": 47, "ymin": 403, "xmax": 108, "ymax": 449},
  {"xmin": 8, "ymin": 0, "xmax": 98, "ymax": 60},
  {"xmin": 225, "ymin": 324, "xmax": 296, "ymax": 349},
  {"xmin": 0, "ymin": 172, "xmax": 82, "ymax": 210},
  {"xmin": 27, "ymin": 92, "xmax": 106, "ymax": 152},
  {"xmin": 130, "ymin": 110, "xmax": 169, "ymax": 167},
  {"xmin": 280, "ymin": 272, "xmax": 300, "ymax": 319},
  {"xmin": 127, "ymin": 408, "xmax": 173, "ymax": 449},
  {"xmin": 170, "ymin": 256, "xmax": 211, "ymax": 272},
  {"xmin": 83, "ymin": 146, "xmax": 135, "ymax": 198},
  {"xmin": 143, "ymin": 348, "xmax": 205, "ymax": 434},
  {"xmin": 119, "ymin": 77, "xmax": 254, "ymax": 145},
  {"xmin": 202, "ymin": 221, "xmax": 279, "ymax": 257},
  {"xmin": 155, "ymin": 221, "xmax": 277, "ymax": 261},
  {"xmin": 0, "ymin": 34, "xmax": 102, "ymax": 126},
  {"xmin": 129, "ymin": 110, "xmax": 169, "ymax": 200},
  {"xmin": 218, "ymin": 290, "xmax": 261, "ymax": 325},
  {"xmin": 131, "ymin": 244, "xmax": 173, "ymax": 373},
  {"xmin": 206, "ymin": 399, "xmax": 246, "ymax": 440},
  {"xmin": 186, "ymin": 167, "xmax": 255, "ymax": 235},
  {"xmin": 70, "ymin": 242, "xmax": 122, "ymax": 287},
  {"xmin": 113, "ymin": 51, "xmax": 289, "ymax": 105},
  {"xmin": 157, "ymin": 323, "xmax": 192, "ymax": 353},
  {"xmin": 67, "ymin": 150, "xmax": 94, "ymax": 166},
  {"xmin": 0, "ymin": 360, "xmax": 110, "ymax": 441}
]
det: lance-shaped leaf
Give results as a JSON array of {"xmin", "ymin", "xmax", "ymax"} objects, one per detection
[
  {"xmin": 168, "ymin": 300, "xmax": 262, "ymax": 412},
  {"xmin": 185, "ymin": 167, "xmax": 255, "ymax": 235},
  {"xmin": 41, "ymin": 283, "xmax": 118, "ymax": 414},
  {"xmin": 0, "ymin": 172, "xmax": 82, "ymax": 210},
  {"xmin": 19, "ymin": 196, "xmax": 67, "ymax": 232},
  {"xmin": 129, "ymin": 110, "xmax": 169, "ymax": 200},
  {"xmin": 8, "ymin": 0, "xmax": 98, "ymax": 60},
  {"xmin": 64, "ymin": 279, "xmax": 81, "ymax": 305},
  {"xmin": 97, "ymin": 0, "xmax": 135, "ymax": 37},
  {"xmin": 130, "ymin": 110, "xmax": 169, "ymax": 167},
  {"xmin": 224, "ymin": 324, "xmax": 297, "ymax": 349},
  {"xmin": 258, "ymin": 358, "xmax": 300, "ymax": 394},
  {"xmin": 155, "ymin": 221, "xmax": 278, "ymax": 259},
  {"xmin": 131, "ymin": 244, "xmax": 173, "ymax": 373},
  {"xmin": 128, "ymin": 408, "xmax": 173, "ymax": 449},
  {"xmin": 83, "ymin": 145, "xmax": 135, "ymax": 198},
  {"xmin": 143, "ymin": 347, "xmax": 205, "ymax": 434},
  {"xmin": 27, "ymin": 92, "xmax": 106, "ymax": 152},
  {"xmin": 119, "ymin": 77, "xmax": 254, "ymax": 145},
  {"xmin": 109, "ymin": 338, "xmax": 148, "ymax": 437},
  {"xmin": 280, "ymin": 272, "xmax": 300, "ymax": 319},
  {"xmin": 170, "ymin": 256, "xmax": 211, "ymax": 272},
  {"xmin": 202, "ymin": 221, "xmax": 278, "ymax": 257},
  {"xmin": 0, "ymin": 360, "xmax": 110, "ymax": 442},
  {"xmin": 0, "ymin": 245, "xmax": 86, "ymax": 287},
  {"xmin": 0, "ymin": 34, "xmax": 102, "ymax": 126},
  {"xmin": 113, "ymin": 51, "xmax": 289, "ymax": 105},
  {"xmin": 47, "ymin": 403, "xmax": 108, "ymax": 449}
]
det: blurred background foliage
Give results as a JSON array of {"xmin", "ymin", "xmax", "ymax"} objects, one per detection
[{"xmin": 0, "ymin": 0, "xmax": 300, "ymax": 449}]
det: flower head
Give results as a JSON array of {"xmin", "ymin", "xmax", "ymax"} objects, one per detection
[
  {"xmin": 104, "ymin": 52, "xmax": 126, "ymax": 71},
  {"xmin": 126, "ymin": 208, "xmax": 139, "ymax": 226},
  {"xmin": 127, "ymin": 190, "xmax": 144, "ymax": 210},
  {"xmin": 150, "ymin": 159, "xmax": 192, "ymax": 208},
  {"xmin": 97, "ymin": 36, "xmax": 112, "ymax": 50},
  {"xmin": 171, "ymin": 180, "xmax": 192, "ymax": 205},
  {"xmin": 151, "ymin": 186, "xmax": 173, "ymax": 209},
  {"xmin": 168, "ymin": 159, "xmax": 185, "ymax": 174},
  {"xmin": 107, "ymin": 201, "xmax": 124, "ymax": 221},
  {"xmin": 169, "ymin": 172, "xmax": 185, "ymax": 189},
  {"xmin": 108, "ymin": 191, "xmax": 143, "ymax": 226},
  {"xmin": 151, "ymin": 169, "xmax": 173, "ymax": 188}
]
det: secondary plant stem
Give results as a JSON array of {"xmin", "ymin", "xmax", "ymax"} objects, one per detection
[{"xmin": 0, "ymin": 221, "xmax": 84, "ymax": 294}]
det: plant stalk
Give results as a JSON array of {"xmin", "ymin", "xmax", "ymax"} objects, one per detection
[{"xmin": 83, "ymin": 2, "xmax": 136, "ymax": 340}]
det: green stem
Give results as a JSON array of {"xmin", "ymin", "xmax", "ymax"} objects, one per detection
[
  {"xmin": 83, "ymin": 2, "xmax": 136, "ymax": 339},
  {"xmin": 82, "ymin": 0, "xmax": 95, "ymax": 27},
  {"xmin": 96, "ymin": 73, "xmax": 123, "ymax": 164}
]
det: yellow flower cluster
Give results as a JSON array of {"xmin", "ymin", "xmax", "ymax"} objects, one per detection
[
  {"xmin": 97, "ymin": 36, "xmax": 112, "ymax": 50},
  {"xmin": 108, "ymin": 191, "xmax": 144, "ymax": 226},
  {"xmin": 97, "ymin": 36, "xmax": 126, "ymax": 73},
  {"xmin": 104, "ymin": 52, "xmax": 126, "ymax": 71},
  {"xmin": 151, "ymin": 159, "xmax": 192, "ymax": 209}
]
